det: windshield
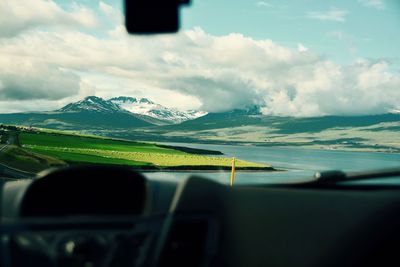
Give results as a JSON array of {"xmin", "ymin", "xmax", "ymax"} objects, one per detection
[{"xmin": 0, "ymin": 0, "xmax": 399, "ymax": 185}]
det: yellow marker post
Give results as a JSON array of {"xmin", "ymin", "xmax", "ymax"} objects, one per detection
[{"xmin": 230, "ymin": 157, "xmax": 236, "ymax": 186}]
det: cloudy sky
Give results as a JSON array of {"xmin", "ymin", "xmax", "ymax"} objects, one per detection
[{"xmin": 0, "ymin": 0, "xmax": 399, "ymax": 116}]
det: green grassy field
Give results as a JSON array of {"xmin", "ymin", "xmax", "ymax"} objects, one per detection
[{"xmin": 20, "ymin": 131, "xmax": 273, "ymax": 170}]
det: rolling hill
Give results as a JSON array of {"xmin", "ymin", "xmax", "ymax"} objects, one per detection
[{"xmin": 110, "ymin": 109, "xmax": 400, "ymax": 153}]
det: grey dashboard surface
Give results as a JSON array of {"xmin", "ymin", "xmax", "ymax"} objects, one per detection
[
  {"xmin": 2, "ymin": 173, "xmax": 400, "ymax": 267},
  {"xmin": 175, "ymin": 176, "xmax": 400, "ymax": 267}
]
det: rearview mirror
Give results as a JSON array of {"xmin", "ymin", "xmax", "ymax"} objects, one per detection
[{"xmin": 124, "ymin": 0, "xmax": 191, "ymax": 34}]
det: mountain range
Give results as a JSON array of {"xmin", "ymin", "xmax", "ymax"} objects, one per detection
[
  {"xmin": 0, "ymin": 96, "xmax": 398, "ymax": 152},
  {"xmin": 0, "ymin": 96, "xmax": 207, "ymax": 129}
]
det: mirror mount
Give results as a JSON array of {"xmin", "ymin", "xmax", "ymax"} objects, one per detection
[{"xmin": 125, "ymin": 0, "xmax": 191, "ymax": 34}]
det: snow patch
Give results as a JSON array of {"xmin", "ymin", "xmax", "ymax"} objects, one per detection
[{"xmin": 109, "ymin": 96, "xmax": 207, "ymax": 123}]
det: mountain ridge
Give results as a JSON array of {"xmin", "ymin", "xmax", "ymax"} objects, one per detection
[
  {"xmin": 57, "ymin": 95, "xmax": 207, "ymax": 124},
  {"xmin": 59, "ymin": 96, "xmax": 122, "ymax": 113},
  {"xmin": 109, "ymin": 96, "xmax": 207, "ymax": 124},
  {"xmin": 0, "ymin": 95, "xmax": 208, "ymax": 130}
]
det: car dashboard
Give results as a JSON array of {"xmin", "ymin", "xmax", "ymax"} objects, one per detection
[{"xmin": 2, "ymin": 165, "xmax": 400, "ymax": 267}]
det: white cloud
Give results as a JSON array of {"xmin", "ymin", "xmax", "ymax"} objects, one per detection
[
  {"xmin": 358, "ymin": 0, "xmax": 385, "ymax": 10},
  {"xmin": 297, "ymin": 43, "xmax": 308, "ymax": 53},
  {"xmin": 263, "ymin": 60, "xmax": 400, "ymax": 116},
  {"xmin": 0, "ymin": 0, "xmax": 98, "ymax": 37},
  {"xmin": 306, "ymin": 7, "xmax": 348, "ymax": 22},
  {"xmin": 0, "ymin": 1, "xmax": 399, "ymax": 116},
  {"xmin": 255, "ymin": 1, "xmax": 272, "ymax": 8},
  {"xmin": 0, "ymin": 55, "xmax": 81, "ymax": 101},
  {"xmin": 99, "ymin": 1, "xmax": 122, "ymax": 23}
]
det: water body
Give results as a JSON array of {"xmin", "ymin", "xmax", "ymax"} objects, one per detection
[{"xmin": 145, "ymin": 143, "xmax": 400, "ymax": 185}]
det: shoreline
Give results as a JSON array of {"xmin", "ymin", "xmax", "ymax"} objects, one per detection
[
  {"xmin": 67, "ymin": 161, "xmax": 278, "ymax": 172},
  {"xmin": 137, "ymin": 140, "xmax": 400, "ymax": 155},
  {"xmin": 138, "ymin": 168, "xmax": 283, "ymax": 173},
  {"xmin": 136, "ymin": 167, "xmax": 278, "ymax": 172}
]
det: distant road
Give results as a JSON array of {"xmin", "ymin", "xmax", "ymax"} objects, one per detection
[
  {"xmin": 0, "ymin": 131, "xmax": 34, "ymax": 180},
  {"xmin": 0, "ymin": 144, "xmax": 7, "ymax": 153},
  {"xmin": 0, "ymin": 162, "xmax": 33, "ymax": 179}
]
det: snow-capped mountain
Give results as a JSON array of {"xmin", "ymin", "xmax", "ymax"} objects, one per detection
[
  {"xmin": 109, "ymin": 96, "xmax": 207, "ymax": 124},
  {"xmin": 57, "ymin": 96, "xmax": 207, "ymax": 124},
  {"xmin": 59, "ymin": 96, "xmax": 122, "ymax": 113}
]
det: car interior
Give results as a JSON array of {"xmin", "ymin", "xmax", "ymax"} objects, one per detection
[
  {"xmin": 2, "ymin": 165, "xmax": 400, "ymax": 267},
  {"xmin": 1, "ymin": 1, "xmax": 400, "ymax": 267}
]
